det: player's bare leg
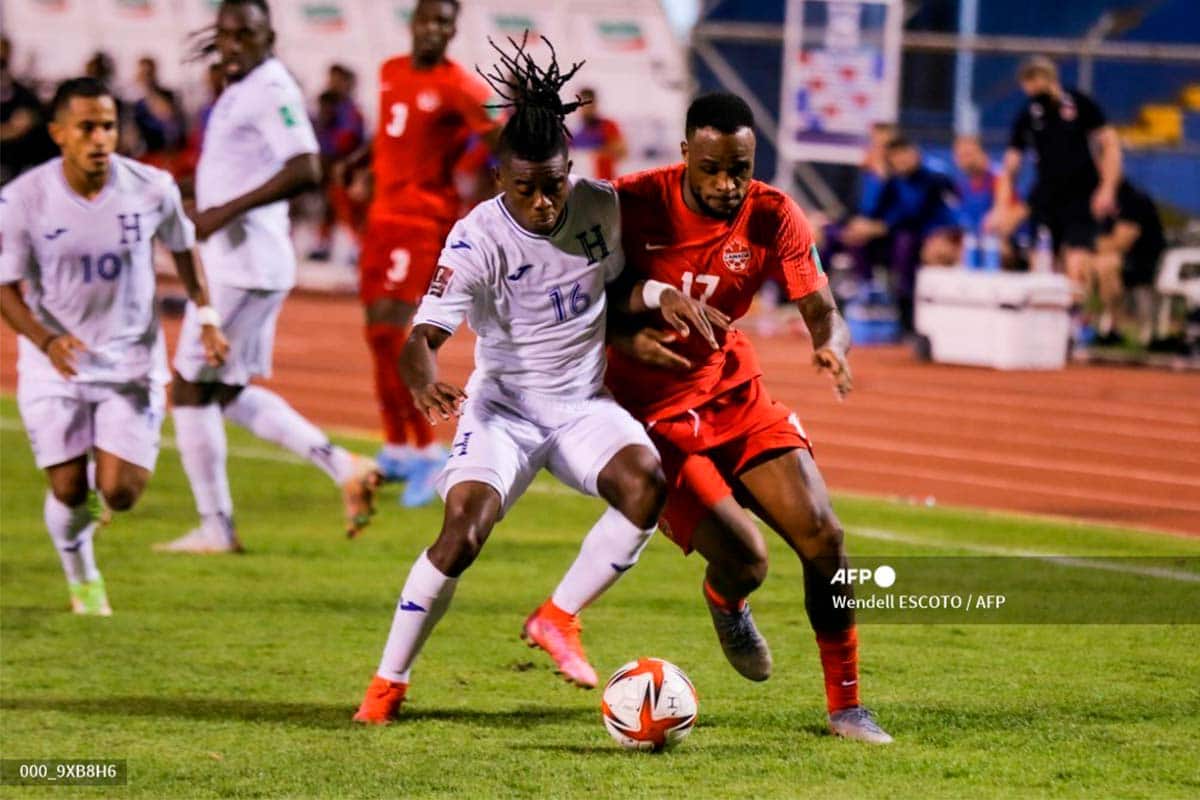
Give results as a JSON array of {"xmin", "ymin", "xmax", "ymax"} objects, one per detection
[
  {"xmin": 92, "ymin": 448, "xmax": 151, "ymax": 513},
  {"xmin": 525, "ymin": 445, "xmax": 664, "ymax": 689},
  {"xmin": 364, "ymin": 298, "xmax": 447, "ymax": 506},
  {"xmin": 689, "ymin": 498, "xmax": 774, "ymax": 681},
  {"xmin": 738, "ymin": 448, "xmax": 893, "ymax": 744},
  {"xmin": 355, "ymin": 482, "xmax": 501, "ymax": 724}
]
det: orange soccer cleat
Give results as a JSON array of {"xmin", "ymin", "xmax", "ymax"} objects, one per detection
[
  {"xmin": 352, "ymin": 675, "xmax": 408, "ymax": 725},
  {"xmin": 521, "ymin": 600, "xmax": 598, "ymax": 689}
]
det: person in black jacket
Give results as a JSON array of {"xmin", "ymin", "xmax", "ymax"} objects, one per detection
[{"xmin": 989, "ymin": 56, "xmax": 1122, "ymax": 294}]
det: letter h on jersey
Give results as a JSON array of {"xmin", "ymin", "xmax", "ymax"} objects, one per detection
[
  {"xmin": 575, "ymin": 224, "xmax": 610, "ymax": 265},
  {"xmin": 117, "ymin": 213, "xmax": 142, "ymax": 245}
]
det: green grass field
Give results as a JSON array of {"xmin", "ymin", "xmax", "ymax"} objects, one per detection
[{"xmin": 2, "ymin": 396, "xmax": 1199, "ymax": 799}]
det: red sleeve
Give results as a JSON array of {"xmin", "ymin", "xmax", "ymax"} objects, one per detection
[
  {"xmin": 457, "ymin": 71, "xmax": 497, "ymax": 137},
  {"xmin": 777, "ymin": 196, "xmax": 828, "ymax": 301}
]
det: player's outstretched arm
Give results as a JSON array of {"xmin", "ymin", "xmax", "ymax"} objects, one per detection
[
  {"xmin": 0, "ymin": 283, "xmax": 86, "ymax": 378},
  {"xmin": 169, "ymin": 249, "xmax": 228, "ymax": 367},
  {"xmin": 191, "ymin": 153, "xmax": 322, "ymax": 240},
  {"xmin": 401, "ymin": 323, "xmax": 467, "ymax": 424},
  {"xmin": 797, "ymin": 284, "xmax": 853, "ymax": 399}
]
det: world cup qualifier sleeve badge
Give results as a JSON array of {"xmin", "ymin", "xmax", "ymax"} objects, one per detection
[{"xmin": 722, "ymin": 237, "xmax": 752, "ymax": 273}]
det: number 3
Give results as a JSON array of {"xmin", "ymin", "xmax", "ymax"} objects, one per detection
[
  {"xmin": 386, "ymin": 102, "xmax": 408, "ymax": 138},
  {"xmin": 386, "ymin": 248, "xmax": 410, "ymax": 284}
]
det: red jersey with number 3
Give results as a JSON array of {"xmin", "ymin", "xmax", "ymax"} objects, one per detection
[
  {"xmin": 369, "ymin": 56, "xmax": 494, "ymax": 225},
  {"xmin": 607, "ymin": 163, "xmax": 828, "ymax": 421}
]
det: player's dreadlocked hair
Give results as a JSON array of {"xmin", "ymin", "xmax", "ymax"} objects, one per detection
[
  {"xmin": 476, "ymin": 32, "xmax": 588, "ymax": 162},
  {"xmin": 186, "ymin": 0, "xmax": 274, "ymax": 63}
]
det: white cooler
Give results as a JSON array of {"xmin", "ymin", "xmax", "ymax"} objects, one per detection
[{"xmin": 914, "ymin": 268, "xmax": 1074, "ymax": 370}]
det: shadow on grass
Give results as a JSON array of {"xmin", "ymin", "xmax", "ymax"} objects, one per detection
[{"xmin": 1, "ymin": 695, "xmax": 593, "ymax": 730}]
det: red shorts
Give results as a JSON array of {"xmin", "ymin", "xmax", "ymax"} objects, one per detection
[
  {"xmin": 359, "ymin": 214, "xmax": 452, "ymax": 306},
  {"xmin": 650, "ymin": 378, "xmax": 812, "ymax": 554}
]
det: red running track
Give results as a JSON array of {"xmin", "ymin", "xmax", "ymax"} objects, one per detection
[{"xmin": 4, "ymin": 291, "xmax": 1198, "ymax": 535}]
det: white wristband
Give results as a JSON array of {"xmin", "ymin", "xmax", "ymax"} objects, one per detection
[
  {"xmin": 641, "ymin": 280, "xmax": 672, "ymax": 310},
  {"xmin": 196, "ymin": 305, "xmax": 221, "ymax": 327}
]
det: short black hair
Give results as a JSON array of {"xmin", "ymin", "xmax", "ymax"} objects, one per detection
[
  {"xmin": 686, "ymin": 92, "xmax": 754, "ymax": 137},
  {"xmin": 477, "ymin": 33, "xmax": 587, "ymax": 162},
  {"xmin": 885, "ymin": 134, "xmax": 915, "ymax": 151},
  {"xmin": 51, "ymin": 77, "xmax": 112, "ymax": 116}
]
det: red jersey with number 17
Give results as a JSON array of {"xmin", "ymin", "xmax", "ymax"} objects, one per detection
[
  {"xmin": 607, "ymin": 164, "xmax": 827, "ymax": 422},
  {"xmin": 369, "ymin": 56, "xmax": 494, "ymax": 225}
]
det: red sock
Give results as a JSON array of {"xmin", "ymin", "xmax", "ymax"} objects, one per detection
[
  {"xmin": 816, "ymin": 626, "xmax": 860, "ymax": 713},
  {"xmin": 389, "ymin": 326, "xmax": 435, "ymax": 447},
  {"xmin": 703, "ymin": 580, "xmax": 747, "ymax": 613},
  {"xmin": 365, "ymin": 323, "xmax": 407, "ymax": 445}
]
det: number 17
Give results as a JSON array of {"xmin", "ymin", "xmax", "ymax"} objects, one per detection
[{"xmin": 681, "ymin": 271, "xmax": 719, "ymax": 302}]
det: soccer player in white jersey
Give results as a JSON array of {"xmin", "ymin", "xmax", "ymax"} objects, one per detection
[
  {"xmin": 0, "ymin": 78, "xmax": 228, "ymax": 614},
  {"xmin": 156, "ymin": 0, "xmax": 380, "ymax": 554},
  {"xmin": 353, "ymin": 37, "xmax": 722, "ymax": 724}
]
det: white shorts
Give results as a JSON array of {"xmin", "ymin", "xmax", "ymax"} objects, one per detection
[
  {"xmin": 436, "ymin": 390, "xmax": 657, "ymax": 517},
  {"xmin": 16, "ymin": 377, "xmax": 166, "ymax": 471},
  {"xmin": 172, "ymin": 284, "xmax": 288, "ymax": 386}
]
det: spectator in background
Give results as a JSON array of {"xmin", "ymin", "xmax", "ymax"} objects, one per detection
[
  {"xmin": 952, "ymin": 134, "xmax": 994, "ymax": 235},
  {"xmin": 990, "ymin": 56, "xmax": 1122, "ymax": 292},
  {"xmin": 309, "ymin": 65, "xmax": 366, "ymax": 261},
  {"xmin": 857, "ymin": 121, "xmax": 898, "ymax": 219},
  {"xmin": 83, "ymin": 50, "xmax": 138, "ymax": 156},
  {"xmin": 1085, "ymin": 181, "xmax": 1166, "ymax": 346},
  {"xmin": 131, "ymin": 56, "xmax": 188, "ymax": 168},
  {"xmin": 840, "ymin": 136, "xmax": 960, "ymax": 329},
  {"xmin": 1, "ymin": 36, "xmax": 56, "ymax": 184},
  {"xmin": 321, "ymin": 64, "xmax": 365, "ymax": 152},
  {"xmin": 571, "ymin": 87, "xmax": 626, "ymax": 180}
]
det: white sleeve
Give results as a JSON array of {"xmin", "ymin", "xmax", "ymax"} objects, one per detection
[
  {"xmin": 155, "ymin": 179, "xmax": 196, "ymax": 252},
  {"xmin": 255, "ymin": 79, "xmax": 319, "ymax": 163},
  {"xmin": 0, "ymin": 187, "xmax": 32, "ymax": 284},
  {"xmin": 411, "ymin": 222, "xmax": 487, "ymax": 334},
  {"xmin": 601, "ymin": 181, "xmax": 626, "ymax": 284}
]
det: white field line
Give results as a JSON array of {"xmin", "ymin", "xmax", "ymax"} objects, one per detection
[
  {"xmin": 850, "ymin": 526, "xmax": 1200, "ymax": 583},
  {"xmin": 4, "ymin": 418, "xmax": 1197, "ymax": 582}
]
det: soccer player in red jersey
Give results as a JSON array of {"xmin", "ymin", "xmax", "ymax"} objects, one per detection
[
  {"xmin": 351, "ymin": 0, "xmax": 498, "ymax": 506},
  {"xmin": 602, "ymin": 92, "xmax": 891, "ymax": 743}
]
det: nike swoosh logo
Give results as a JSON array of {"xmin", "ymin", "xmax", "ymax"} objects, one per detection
[
  {"xmin": 644, "ymin": 242, "xmax": 669, "ymax": 251},
  {"xmin": 840, "ymin": 679, "xmax": 858, "ymax": 687},
  {"xmin": 507, "ymin": 265, "xmax": 533, "ymax": 281},
  {"xmin": 610, "ymin": 562, "xmax": 635, "ymax": 573},
  {"xmin": 449, "ymin": 240, "xmax": 471, "ymax": 250},
  {"xmin": 399, "ymin": 600, "xmax": 427, "ymax": 612},
  {"xmin": 44, "ymin": 228, "xmax": 68, "ymax": 240}
]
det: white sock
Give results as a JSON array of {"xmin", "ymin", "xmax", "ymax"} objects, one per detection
[
  {"xmin": 44, "ymin": 492, "xmax": 98, "ymax": 583},
  {"xmin": 377, "ymin": 550, "xmax": 458, "ymax": 683},
  {"xmin": 223, "ymin": 386, "xmax": 354, "ymax": 483},
  {"xmin": 550, "ymin": 506, "xmax": 655, "ymax": 615},
  {"xmin": 173, "ymin": 404, "xmax": 233, "ymax": 518}
]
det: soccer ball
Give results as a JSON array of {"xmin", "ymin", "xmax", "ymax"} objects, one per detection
[{"xmin": 600, "ymin": 657, "xmax": 698, "ymax": 751}]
